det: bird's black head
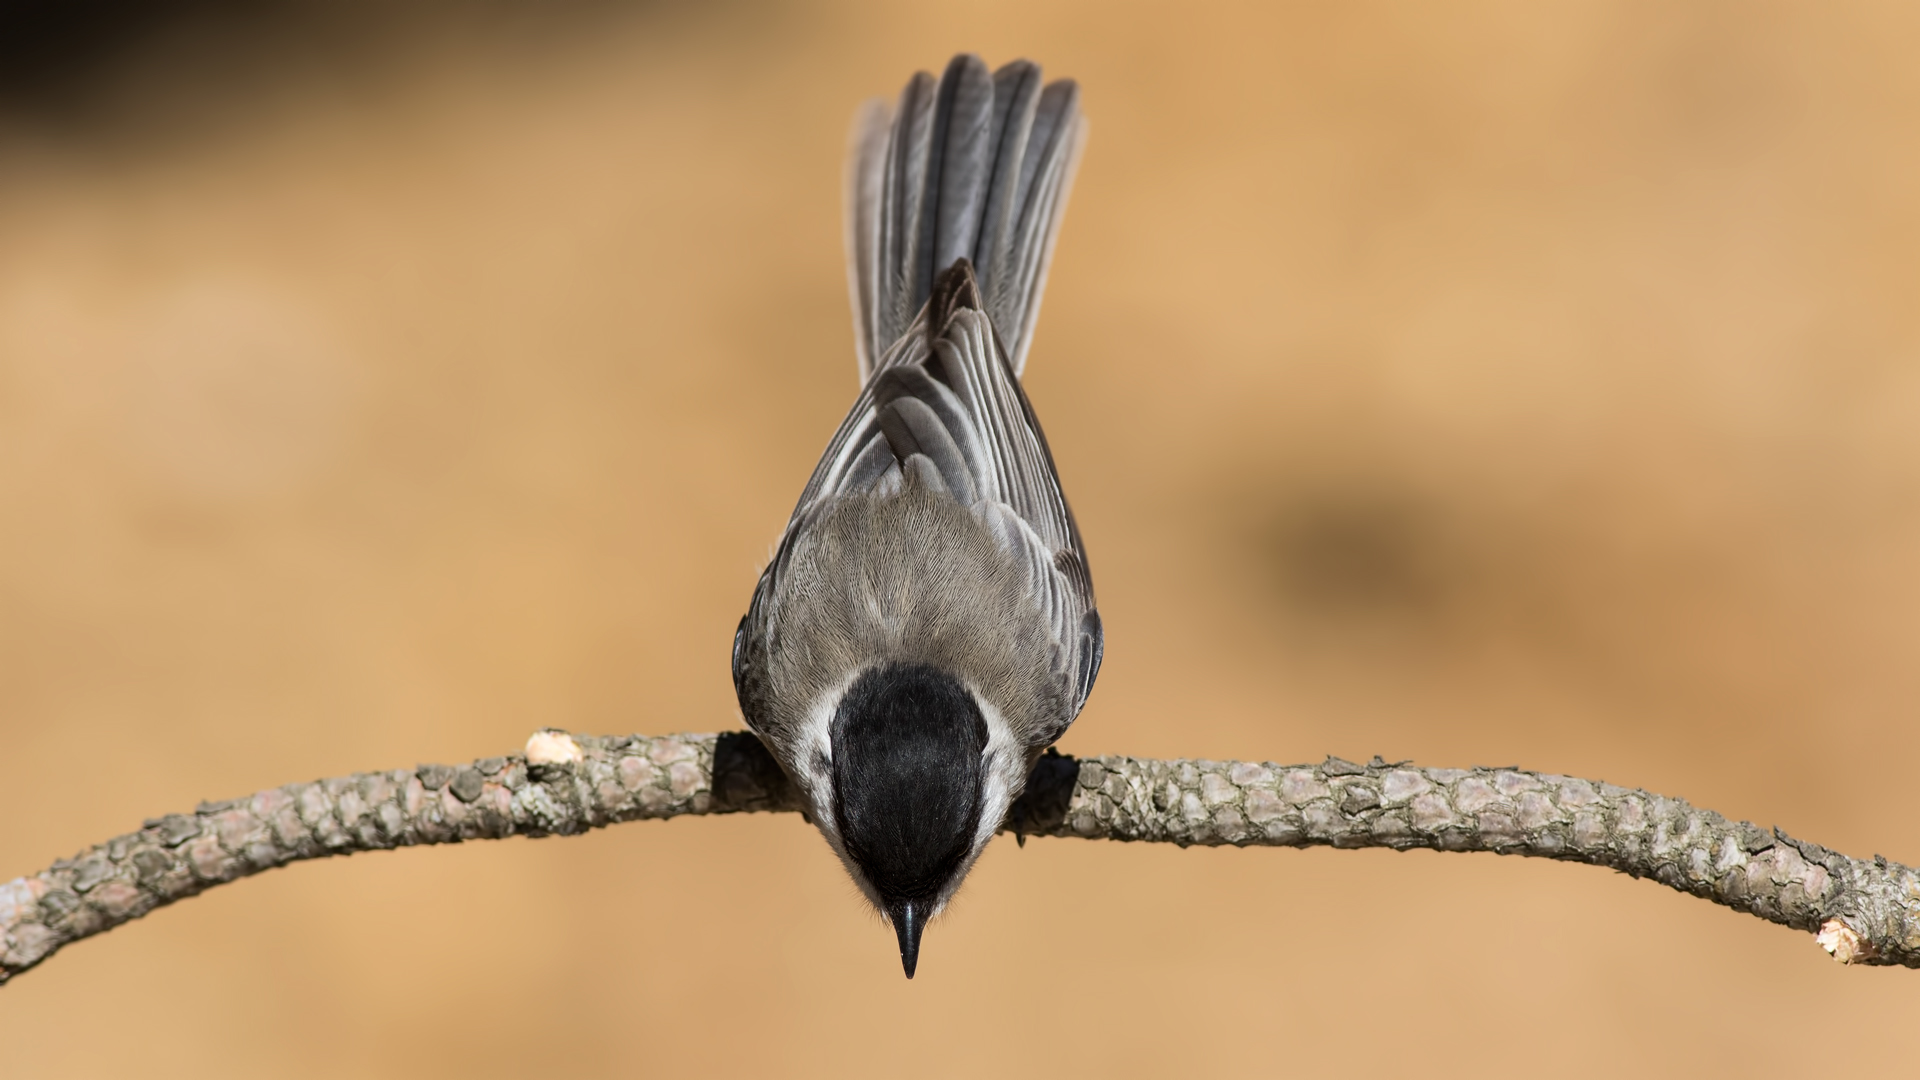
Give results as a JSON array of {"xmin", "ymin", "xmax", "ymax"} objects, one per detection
[{"xmin": 829, "ymin": 661, "xmax": 989, "ymax": 979}]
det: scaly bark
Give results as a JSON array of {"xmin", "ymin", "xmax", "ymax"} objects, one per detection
[{"xmin": 3, "ymin": 729, "xmax": 1912, "ymax": 984}]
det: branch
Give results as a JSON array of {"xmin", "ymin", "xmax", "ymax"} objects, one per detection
[{"xmin": 3, "ymin": 729, "xmax": 1913, "ymax": 984}]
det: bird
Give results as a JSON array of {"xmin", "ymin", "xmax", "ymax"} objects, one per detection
[{"xmin": 731, "ymin": 54, "xmax": 1102, "ymax": 980}]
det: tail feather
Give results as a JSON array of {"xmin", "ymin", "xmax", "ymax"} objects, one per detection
[
  {"xmin": 976, "ymin": 60, "xmax": 1043, "ymax": 296},
  {"xmin": 921, "ymin": 55, "xmax": 995, "ymax": 307},
  {"xmin": 996, "ymin": 78, "xmax": 1082, "ymax": 374},
  {"xmin": 847, "ymin": 55, "xmax": 1085, "ymax": 381}
]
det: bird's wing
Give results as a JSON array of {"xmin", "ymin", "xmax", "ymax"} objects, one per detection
[{"xmin": 743, "ymin": 263, "xmax": 1101, "ymax": 730}]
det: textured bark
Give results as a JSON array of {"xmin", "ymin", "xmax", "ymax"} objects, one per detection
[{"xmin": 4, "ymin": 730, "xmax": 1915, "ymax": 984}]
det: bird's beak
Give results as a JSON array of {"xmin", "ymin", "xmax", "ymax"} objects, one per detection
[{"xmin": 890, "ymin": 899, "xmax": 924, "ymax": 979}]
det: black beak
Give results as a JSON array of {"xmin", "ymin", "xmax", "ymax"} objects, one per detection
[{"xmin": 890, "ymin": 899, "xmax": 924, "ymax": 979}]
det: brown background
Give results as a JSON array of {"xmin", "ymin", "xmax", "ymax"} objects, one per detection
[{"xmin": 4, "ymin": 1, "xmax": 1919, "ymax": 1075}]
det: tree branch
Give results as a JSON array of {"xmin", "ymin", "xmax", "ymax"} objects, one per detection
[{"xmin": 4, "ymin": 729, "xmax": 1914, "ymax": 984}]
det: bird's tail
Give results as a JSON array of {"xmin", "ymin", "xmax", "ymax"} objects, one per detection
[{"xmin": 845, "ymin": 54, "xmax": 1086, "ymax": 382}]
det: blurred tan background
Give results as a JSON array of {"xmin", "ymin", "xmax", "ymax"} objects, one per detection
[{"xmin": 3, "ymin": 0, "xmax": 1919, "ymax": 1075}]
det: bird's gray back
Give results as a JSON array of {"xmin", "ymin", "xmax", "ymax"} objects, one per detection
[{"xmin": 739, "ymin": 474, "xmax": 1068, "ymax": 766}]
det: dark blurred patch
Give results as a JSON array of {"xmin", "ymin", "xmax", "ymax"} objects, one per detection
[
  {"xmin": 1262, "ymin": 486, "xmax": 1457, "ymax": 625},
  {"xmin": 0, "ymin": 0, "xmax": 333, "ymax": 108},
  {"xmin": 0, "ymin": 0, "xmax": 662, "ymax": 125},
  {"xmin": 0, "ymin": 0, "xmax": 229, "ymax": 88}
]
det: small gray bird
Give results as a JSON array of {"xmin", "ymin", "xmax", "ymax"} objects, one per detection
[{"xmin": 731, "ymin": 54, "xmax": 1102, "ymax": 979}]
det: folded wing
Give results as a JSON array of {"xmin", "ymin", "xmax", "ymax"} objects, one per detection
[{"xmin": 751, "ymin": 261, "xmax": 1101, "ymax": 730}]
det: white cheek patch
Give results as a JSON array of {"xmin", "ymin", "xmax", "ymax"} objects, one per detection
[
  {"xmin": 795, "ymin": 676, "xmax": 853, "ymax": 857},
  {"xmin": 959, "ymin": 691, "xmax": 1026, "ymax": 882}
]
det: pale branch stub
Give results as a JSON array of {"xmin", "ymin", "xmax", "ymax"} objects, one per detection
[{"xmin": 3, "ymin": 729, "xmax": 1916, "ymax": 985}]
